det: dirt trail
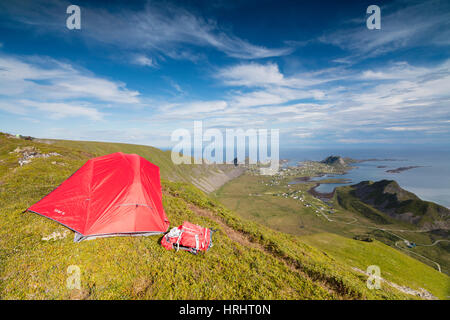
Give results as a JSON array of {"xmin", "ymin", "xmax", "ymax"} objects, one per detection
[{"xmin": 187, "ymin": 204, "xmax": 264, "ymax": 251}]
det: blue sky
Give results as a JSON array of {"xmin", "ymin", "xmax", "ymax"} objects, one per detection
[{"xmin": 0, "ymin": 0, "xmax": 449, "ymax": 149}]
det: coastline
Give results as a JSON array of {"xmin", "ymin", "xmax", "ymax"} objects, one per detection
[{"xmin": 307, "ymin": 183, "xmax": 335, "ymax": 200}]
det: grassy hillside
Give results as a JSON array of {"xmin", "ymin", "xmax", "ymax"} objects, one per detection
[
  {"xmin": 215, "ymin": 170, "xmax": 449, "ymax": 298},
  {"xmin": 335, "ymin": 183, "xmax": 450, "ymax": 275},
  {"xmin": 301, "ymin": 233, "xmax": 449, "ymax": 299},
  {"xmin": 0, "ymin": 133, "xmax": 447, "ymax": 299}
]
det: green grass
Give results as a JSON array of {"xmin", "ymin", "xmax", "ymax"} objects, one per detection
[
  {"xmin": 335, "ymin": 185, "xmax": 450, "ymax": 275},
  {"xmin": 301, "ymin": 233, "xmax": 450, "ymax": 299},
  {"xmin": 0, "ymin": 133, "xmax": 441, "ymax": 299},
  {"xmin": 0, "ymin": 178, "xmax": 329, "ymax": 299},
  {"xmin": 336, "ymin": 186, "xmax": 395, "ymax": 225},
  {"xmin": 163, "ymin": 181, "xmax": 414, "ymax": 299},
  {"xmin": 214, "ymin": 168, "xmax": 449, "ymax": 299}
]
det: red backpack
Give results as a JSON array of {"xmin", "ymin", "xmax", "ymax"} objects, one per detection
[{"xmin": 161, "ymin": 221, "xmax": 214, "ymax": 254}]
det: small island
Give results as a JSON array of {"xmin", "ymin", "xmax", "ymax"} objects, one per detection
[{"xmin": 386, "ymin": 166, "xmax": 423, "ymax": 173}]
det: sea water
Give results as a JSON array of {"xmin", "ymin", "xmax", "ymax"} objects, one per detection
[{"xmin": 281, "ymin": 148, "xmax": 450, "ymax": 208}]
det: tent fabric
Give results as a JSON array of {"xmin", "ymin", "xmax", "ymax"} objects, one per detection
[{"xmin": 27, "ymin": 152, "xmax": 170, "ymax": 242}]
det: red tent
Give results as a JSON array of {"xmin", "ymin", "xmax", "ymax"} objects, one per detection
[{"xmin": 27, "ymin": 152, "xmax": 170, "ymax": 242}]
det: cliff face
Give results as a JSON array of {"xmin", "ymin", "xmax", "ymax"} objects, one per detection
[
  {"xmin": 349, "ymin": 180, "xmax": 450, "ymax": 230},
  {"xmin": 190, "ymin": 165, "xmax": 245, "ymax": 193}
]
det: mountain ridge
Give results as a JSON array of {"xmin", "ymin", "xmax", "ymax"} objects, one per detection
[{"xmin": 338, "ymin": 180, "xmax": 450, "ymax": 230}]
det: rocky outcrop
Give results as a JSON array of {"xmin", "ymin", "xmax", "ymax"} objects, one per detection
[
  {"xmin": 320, "ymin": 155, "xmax": 361, "ymax": 167},
  {"xmin": 321, "ymin": 156, "xmax": 347, "ymax": 166},
  {"xmin": 10, "ymin": 146, "xmax": 61, "ymax": 166}
]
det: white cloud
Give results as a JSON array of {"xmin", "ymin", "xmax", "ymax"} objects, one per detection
[
  {"xmin": 218, "ymin": 63, "xmax": 284, "ymax": 87},
  {"xmin": 320, "ymin": 0, "xmax": 450, "ymax": 58},
  {"xmin": 0, "ymin": 54, "xmax": 144, "ymax": 121},
  {"xmin": 359, "ymin": 61, "xmax": 440, "ymax": 81},
  {"xmin": 217, "ymin": 62, "xmax": 334, "ymax": 89},
  {"xmin": 384, "ymin": 126, "xmax": 433, "ymax": 132},
  {"xmin": 169, "ymin": 81, "xmax": 184, "ymax": 94},
  {"xmin": 1, "ymin": 1, "xmax": 292, "ymax": 60},
  {"xmin": 176, "ymin": 59, "xmax": 449, "ymax": 144},
  {"xmin": 92, "ymin": 4, "xmax": 293, "ymax": 59},
  {"xmin": 148, "ymin": 58, "xmax": 449, "ymax": 146},
  {"xmin": 20, "ymin": 117, "xmax": 40, "ymax": 123},
  {"xmin": 52, "ymin": 76, "xmax": 139, "ymax": 104},
  {"xmin": 231, "ymin": 90, "xmax": 287, "ymax": 108},
  {"xmin": 132, "ymin": 54, "xmax": 157, "ymax": 68},
  {"xmin": 293, "ymin": 132, "xmax": 314, "ymax": 138},
  {"xmin": 214, "ymin": 62, "xmax": 330, "ymax": 109},
  {"xmin": 160, "ymin": 100, "xmax": 228, "ymax": 116},
  {"xmin": 337, "ymin": 138, "xmax": 394, "ymax": 144},
  {"xmin": 23, "ymin": 100, "xmax": 104, "ymax": 120},
  {"xmin": 0, "ymin": 55, "xmax": 140, "ymax": 104},
  {"xmin": 0, "ymin": 100, "xmax": 103, "ymax": 121}
]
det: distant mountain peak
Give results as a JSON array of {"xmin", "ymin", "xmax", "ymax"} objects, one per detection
[{"xmin": 354, "ymin": 180, "xmax": 419, "ymax": 202}]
